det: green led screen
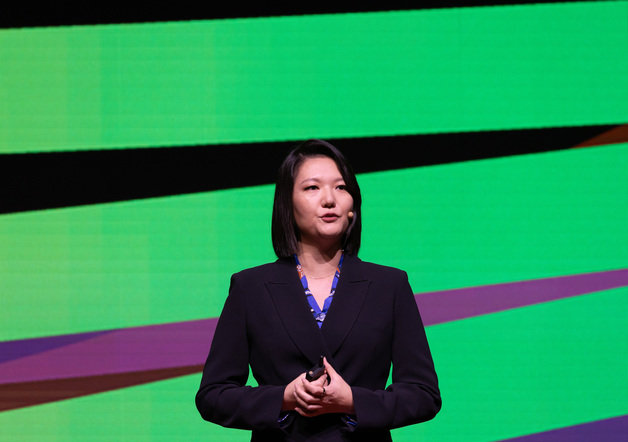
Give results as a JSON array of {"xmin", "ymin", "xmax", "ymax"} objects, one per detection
[{"xmin": 1, "ymin": 2, "xmax": 627, "ymax": 441}]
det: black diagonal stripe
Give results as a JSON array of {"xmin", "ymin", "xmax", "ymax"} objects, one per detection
[
  {"xmin": 0, "ymin": 124, "xmax": 618, "ymax": 214},
  {"xmin": 1, "ymin": 2, "xmax": 588, "ymax": 29}
]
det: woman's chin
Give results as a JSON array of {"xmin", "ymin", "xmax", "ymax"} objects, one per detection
[{"xmin": 300, "ymin": 232, "xmax": 344, "ymax": 248}]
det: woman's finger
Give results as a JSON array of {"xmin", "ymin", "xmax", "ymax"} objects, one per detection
[
  {"xmin": 295, "ymin": 406, "xmax": 322, "ymax": 417},
  {"xmin": 294, "ymin": 380, "xmax": 322, "ymax": 406},
  {"xmin": 302, "ymin": 377, "xmax": 325, "ymax": 397},
  {"xmin": 294, "ymin": 388, "xmax": 319, "ymax": 405},
  {"xmin": 294, "ymin": 392, "xmax": 323, "ymax": 411}
]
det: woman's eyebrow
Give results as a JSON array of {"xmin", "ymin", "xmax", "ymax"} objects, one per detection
[
  {"xmin": 298, "ymin": 176, "xmax": 344, "ymax": 185},
  {"xmin": 298, "ymin": 177, "xmax": 321, "ymax": 185}
]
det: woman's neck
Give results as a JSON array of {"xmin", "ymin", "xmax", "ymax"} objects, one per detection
[{"xmin": 296, "ymin": 242, "xmax": 342, "ymax": 279}]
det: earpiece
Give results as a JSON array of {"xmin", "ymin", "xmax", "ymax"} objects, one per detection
[{"xmin": 348, "ymin": 211, "xmax": 354, "ymax": 219}]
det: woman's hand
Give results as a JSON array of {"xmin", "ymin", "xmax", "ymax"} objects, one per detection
[
  {"xmin": 283, "ymin": 358, "xmax": 355, "ymax": 417},
  {"xmin": 282, "ymin": 372, "xmax": 327, "ymax": 415},
  {"xmin": 314, "ymin": 357, "xmax": 355, "ymax": 415}
]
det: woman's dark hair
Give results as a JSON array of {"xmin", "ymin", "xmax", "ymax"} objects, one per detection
[{"xmin": 272, "ymin": 139, "xmax": 362, "ymax": 258}]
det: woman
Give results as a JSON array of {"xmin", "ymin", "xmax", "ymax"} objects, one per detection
[{"xmin": 196, "ymin": 139, "xmax": 441, "ymax": 441}]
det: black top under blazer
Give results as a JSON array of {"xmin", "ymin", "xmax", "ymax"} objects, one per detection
[{"xmin": 196, "ymin": 255, "xmax": 441, "ymax": 441}]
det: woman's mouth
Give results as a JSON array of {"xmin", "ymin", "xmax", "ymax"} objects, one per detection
[{"xmin": 320, "ymin": 213, "xmax": 340, "ymax": 222}]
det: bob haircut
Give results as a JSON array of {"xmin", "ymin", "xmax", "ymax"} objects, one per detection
[{"xmin": 272, "ymin": 139, "xmax": 362, "ymax": 258}]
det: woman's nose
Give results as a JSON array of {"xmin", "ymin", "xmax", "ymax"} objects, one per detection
[{"xmin": 321, "ymin": 187, "xmax": 335, "ymax": 207}]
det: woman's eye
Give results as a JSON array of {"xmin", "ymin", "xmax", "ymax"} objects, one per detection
[
  {"xmin": 337, "ymin": 184, "xmax": 347, "ymax": 190},
  {"xmin": 305, "ymin": 185, "xmax": 318, "ymax": 191}
]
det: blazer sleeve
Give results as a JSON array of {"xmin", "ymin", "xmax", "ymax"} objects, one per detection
[
  {"xmin": 195, "ymin": 274, "xmax": 285, "ymax": 430},
  {"xmin": 350, "ymin": 271, "xmax": 441, "ymax": 429}
]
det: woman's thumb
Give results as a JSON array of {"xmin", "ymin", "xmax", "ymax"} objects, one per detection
[{"xmin": 323, "ymin": 357, "xmax": 336, "ymax": 376}]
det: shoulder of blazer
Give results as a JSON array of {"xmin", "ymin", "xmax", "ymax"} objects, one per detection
[
  {"xmin": 229, "ymin": 255, "xmax": 407, "ymax": 285},
  {"xmin": 230, "ymin": 258, "xmax": 293, "ymax": 284},
  {"xmin": 344, "ymin": 255, "xmax": 408, "ymax": 283}
]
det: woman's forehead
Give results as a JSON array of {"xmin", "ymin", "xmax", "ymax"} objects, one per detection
[{"xmin": 295, "ymin": 156, "xmax": 342, "ymax": 178}]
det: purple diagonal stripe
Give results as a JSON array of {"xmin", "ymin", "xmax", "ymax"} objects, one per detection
[
  {"xmin": 0, "ymin": 331, "xmax": 111, "ymax": 364},
  {"xmin": 416, "ymin": 268, "xmax": 628, "ymax": 326},
  {"xmin": 498, "ymin": 414, "xmax": 628, "ymax": 441},
  {"xmin": 0, "ymin": 318, "xmax": 217, "ymax": 384},
  {"xmin": 1, "ymin": 268, "xmax": 626, "ymax": 386}
]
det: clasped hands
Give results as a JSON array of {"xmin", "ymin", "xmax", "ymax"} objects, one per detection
[{"xmin": 282, "ymin": 357, "xmax": 355, "ymax": 417}]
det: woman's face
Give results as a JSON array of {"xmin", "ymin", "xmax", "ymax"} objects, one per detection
[{"xmin": 292, "ymin": 156, "xmax": 354, "ymax": 247}]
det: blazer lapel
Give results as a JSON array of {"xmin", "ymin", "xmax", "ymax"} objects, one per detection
[
  {"xmin": 265, "ymin": 259, "xmax": 327, "ymax": 366},
  {"xmin": 320, "ymin": 255, "xmax": 370, "ymax": 357}
]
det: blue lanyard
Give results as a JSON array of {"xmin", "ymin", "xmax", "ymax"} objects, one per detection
[{"xmin": 294, "ymin": 254, "xmax": 344, "ymax": 327}]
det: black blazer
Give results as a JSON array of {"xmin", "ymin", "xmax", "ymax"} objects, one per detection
[{"xmin": 196, "ymin": 255, "xmax": 441, "ymax": 441}]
